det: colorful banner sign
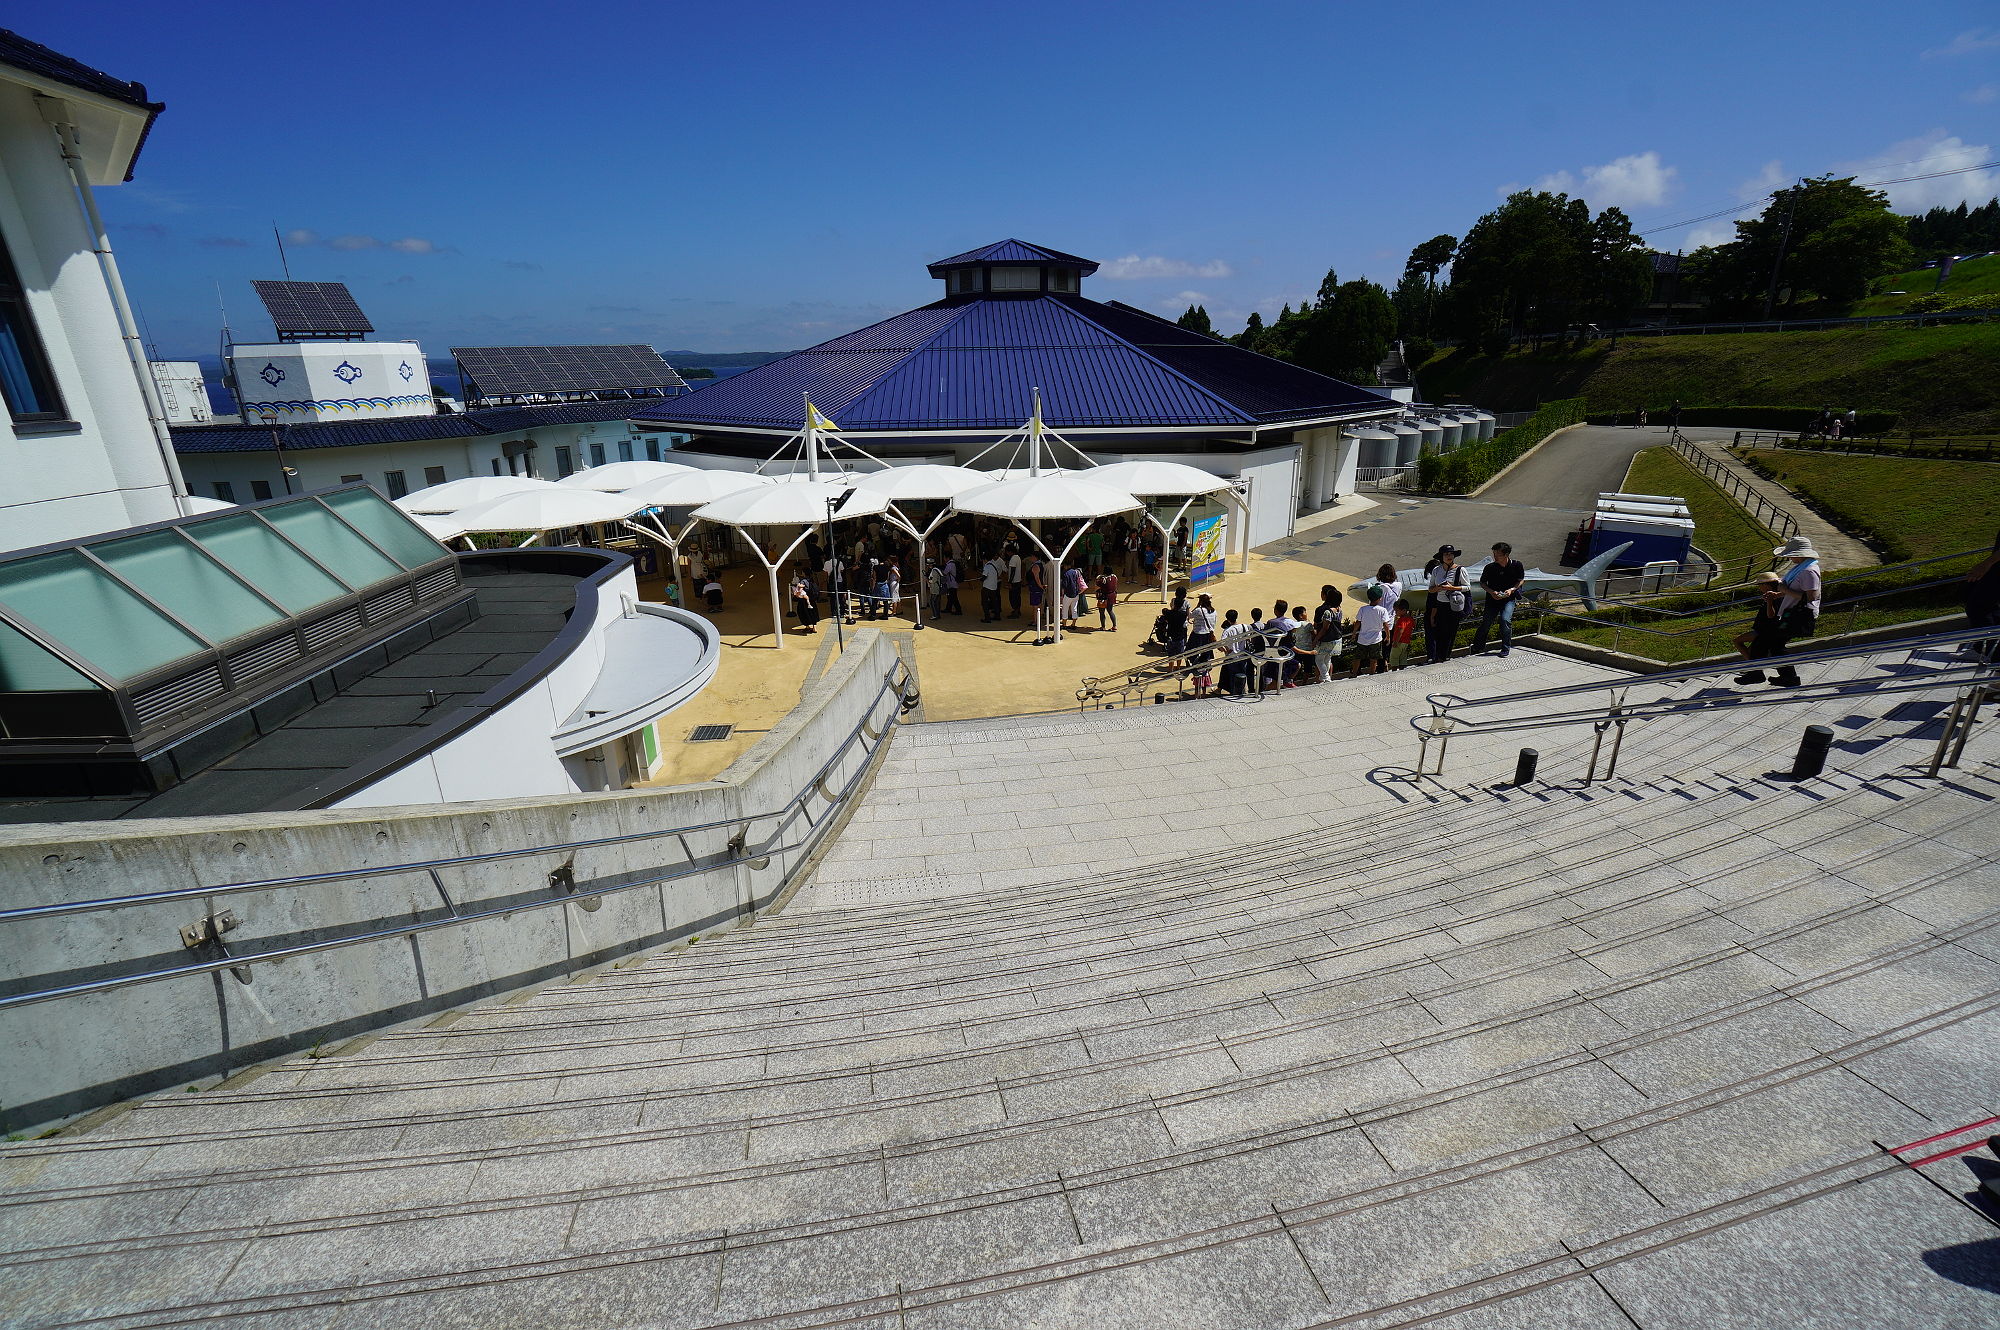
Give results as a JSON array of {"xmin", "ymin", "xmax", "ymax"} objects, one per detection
[{"xmin": 1191, "ymin": 513, "xmax": 1225, "ymax": 582}]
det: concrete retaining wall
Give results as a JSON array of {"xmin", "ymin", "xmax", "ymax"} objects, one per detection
[{"xmin": 0, "ymin": 632, "xmax": 905, "ymax": 1134}]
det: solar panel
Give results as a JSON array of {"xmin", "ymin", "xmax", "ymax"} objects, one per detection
[
  {"xmin": 251, "ymin": 280, "xmax": 373, "ymax": 337},
  {"xmin": 450, "ymin": 345, "xmax": 688, "ymax": 399}
]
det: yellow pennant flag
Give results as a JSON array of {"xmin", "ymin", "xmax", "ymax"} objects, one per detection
[{"xmin": 805, "ymin": 399, "xmax": 840, "ymax": 433}]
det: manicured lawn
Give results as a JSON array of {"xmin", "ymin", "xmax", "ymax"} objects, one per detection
[
  {"xmin": 1622, "ymin": 447, "xmax": 1776, "ymax": 567},
  {"xmin": 1745, "ymin": 452, "xmax": 2000, "ymax": 561},
  {"xmin": 1851, "ymin": 254, "xmax": 2000, "ymax": 317},
  {"xmin": 1417, "ymin": 321, "xmax": 2000, "ymax": 431}
]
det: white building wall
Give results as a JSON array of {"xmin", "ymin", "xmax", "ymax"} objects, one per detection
[
  {"xmin": 229, "ymin": 341, "xmax": 432, "ymax": 424},
  {"xmin": 0, "ymin": 81, "xmax": 182, "ymax": 551},
  {"xmin": 174, "ymin": 418, "xmax": 656, "ymax": 502}
]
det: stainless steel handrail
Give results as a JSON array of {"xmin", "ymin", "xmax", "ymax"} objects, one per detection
[
  {"xmin": 0, "ymin": 662, "xmax": 916, "ymax": 1009},
  {"xmin": 1410, "ymin": 627, "xmax": 1995, "ymax": 779}
]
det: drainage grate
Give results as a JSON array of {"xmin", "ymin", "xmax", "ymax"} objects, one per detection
[{"xmin": 687, "ymin": 724, "xmax": 734, "ymax": 743}]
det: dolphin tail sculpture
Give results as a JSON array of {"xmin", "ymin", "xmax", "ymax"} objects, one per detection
[{"xmin": 1569, "ymin": 542, "xmax": 1633, "ymax": 611}]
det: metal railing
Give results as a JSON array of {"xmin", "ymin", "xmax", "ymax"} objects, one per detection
[
  {"xmin": 1667, "ymin": 432, "xmax": 1798, "ymax": 541},
  {"xmin": 1078, "ymin": 640, "xmax": 1309, "ymax": 709},
  {"xmin": 1618, "ymin": 308, "xmax": 2000, "ymax": 336},
  {"xmin": 1522, "ymin": 545, "xmax": 1989, "ymax": 661},
  {"xmin": 1410, "ymin": 625, "xmax": 1997, "ymax": 781},
  {"xmin": 1732, "ymin": 431, "xmax": 2000, "ymax": 463},
  {"xmin": 0, "ymin": 660, "xmax": 918, "ymax": 1012}
]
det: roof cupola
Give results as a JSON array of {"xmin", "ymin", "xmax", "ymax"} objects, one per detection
[{"xmin": 926, "ymin": 239, "xmax": 1099, "ymax": 296}]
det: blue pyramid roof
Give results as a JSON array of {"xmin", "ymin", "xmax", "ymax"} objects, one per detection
[
  {"xmin": 635, "ymin": 291, "xmax": 1390, "ymax": 435},
  {"xmin": 926, "ymin": 239, "xmax": 1100, "ymax": 276}
]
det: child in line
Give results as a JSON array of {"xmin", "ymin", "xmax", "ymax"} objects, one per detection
[
  {"xmin": 1351, "ymin": 585, "xmax": 1390, "ymax": 675},
  {"xmin": 701, "ymin": 577, "xmax": 724, "ymax": 614},
  {"xmin": 1387, "ymin": 601, "xmax": 1417, "ymax": 670}
]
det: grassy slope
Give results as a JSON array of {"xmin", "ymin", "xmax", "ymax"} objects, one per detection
[
  {"xmin": 1418, "ymin": 322, "xmax": 2000, "ymax": 430},
  {"xmin": 1748, "ymin": 453, "xmax": 2000, "ymax": 561},
  {"xmin": 1622, "ymin": 448, "xmax": 1776, "ymax": 566},
  {"xmin": 1850, "ymin": 253, "xmax": 2000, "ymax": 317}
]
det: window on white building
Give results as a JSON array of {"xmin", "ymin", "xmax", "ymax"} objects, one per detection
[
  {"xmin": 384, "ymin": 470, "xmax": 408, "ymax": 499},
  {"xmin": 341, "ymin": 474, "xmax": 364, "ymax": 484},
  {"xmin": 212, "ymin": 481, "xmax": 235, "ymax": 502},
  {"xmin": 424, "ymin": 466, "xmax": 447, "ymax": 485},
  {"xmin": 645, "ymin": 438, "xmax": 661, "ymax": 461},
  {"xmin": 590, "ymin": 444, "xmax": 606, "ymax": 467},
  {"xmin": 250, "ymin": 480, "xmax": 273, "ymax": 501},
  {"xmin": 947, "ymin": 268, "xmax": 985, "ymax": 294},
  {"xmin": 1047, "ymin": 267, "xmax": 1078, "ymax": 293},
  {"xmin": 0, "ymin": 229, "xmax": 67, "ymax": 425},
  {"xmin": 617, "ymin": 440, "xmax": 633, "ymax": 462},
  {"xmin": 555, "ymin": 445, "xmax": 575, "ymax": 477}
]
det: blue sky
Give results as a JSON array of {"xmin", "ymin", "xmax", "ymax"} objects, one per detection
[{"xmin": 34, "ymin": 0, "xmax": 2000, "ymax": 355}]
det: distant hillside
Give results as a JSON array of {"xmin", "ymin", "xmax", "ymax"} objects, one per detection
[
  {"xmin": 658, "ymin": 350, "xmax": 794, "ymax": 368},
  {"xmin": 1417, "ymin": 322, "xmax": 2000, "ymax": 431}
]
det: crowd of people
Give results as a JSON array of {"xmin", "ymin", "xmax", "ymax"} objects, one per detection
[
  {"xmin": 686, "ymin": 510, "xmax": 1194, "ymax": 634},
  {"xmin": 1132, "ymin": 541, "xmax": 1532, "ymax": 696}
]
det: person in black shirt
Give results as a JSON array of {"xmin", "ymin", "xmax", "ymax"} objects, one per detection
[{"xmin": 1469, "ymin": 542, "xmax": 1525, "ymax": 657}]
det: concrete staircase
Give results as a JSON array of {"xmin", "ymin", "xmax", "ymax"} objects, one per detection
[{"xmin": 3, "ymin": 644, "xmax": 1997, "ymax": 1329}]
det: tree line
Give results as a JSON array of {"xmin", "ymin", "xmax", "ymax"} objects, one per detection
[
  {"xmin": 1175, "ymin": 270, "xmax": 1397, "ymax": 386},
  {"xmin": 1178, "ymin": 183, "xmax": 1997, "ymax": 381}
]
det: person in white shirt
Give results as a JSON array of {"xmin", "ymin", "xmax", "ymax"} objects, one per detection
[
  {"xmin": 978, "ymin": 556, "xmax": 1004, "ymax": 622},
  {"xmin": 1370, "ymin": 563, "xmax": 1403, "ymax": 617},
  {"xmin": 1424, "ymin": 546, "xmax": 1469, "ymax": 664},
  {"xmin": 1217, "ymin": 609, "xmax": 1251, "ymax": 695},
  {"xmin": 1005, "ymin": 546, "xmax": 1024, "ymax": 619},
  {"xmin": 1352, "ymin": 584, "xmax": 1391, "ymax": 675},
  {"xmin": 1764, "ymin": 536, "xmax": 1824, "ymax": 688}
]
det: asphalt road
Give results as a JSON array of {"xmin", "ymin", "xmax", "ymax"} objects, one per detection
[{"xmin": 1260, "ymin": 424, "xmax": 1740, "ymax": 579}]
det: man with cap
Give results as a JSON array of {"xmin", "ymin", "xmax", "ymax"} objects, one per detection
[{"xmin": 1425, "ymin": 546, "xmax": 1470, "ymax": 664}]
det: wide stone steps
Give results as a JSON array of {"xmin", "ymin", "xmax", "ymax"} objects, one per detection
[{"xmin": 2, "ymin": 644, "xmax": 1993, "ymax": 1329}]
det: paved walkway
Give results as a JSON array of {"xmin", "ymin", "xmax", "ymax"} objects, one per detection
[{"xmin": 1678, "ymin": 435, "xmax": 1879, "ymax": 569}]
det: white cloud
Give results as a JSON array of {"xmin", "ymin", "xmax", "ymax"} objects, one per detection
[
  {"xmin": 1834, "ymin": 131, "xmax": 1998, "ymax": 210},
  {"xmin": 1738, "ymin": 159, "xmax": 1785, "ymax": 202},
  {"xmin": 1098, "ymin": 254, "xmax": 1234, "ymax": 279},
  {"xmin": 285, "ymin": 230, "xmax": 448, "ymax": 255},
  {"xmin": 1924, "ymin": 28, "xmax": 2000, "ymax": 58},
  {"xmin": 328, "ymin": 234, "xmax": 381, "ymax": 251},
  {"xmin": 1153, "ymin": 290, "xmax": 1211, "ymax": 310},
  {"xmin": 390, "ymin": 237, "xmax": 439, "ymax": 254},
  {"xmin": 1534, "ymin": 151, "xmax": 1679, "ymax": 209},
  {"xmin": 1685, "ymin": 222, "xmax": 1740, "ymax": 249},
  {"xmin": 285, "ymin": 228, "xmax": 318, "ymax": 245},
  {"xmin": 1967, "ymin": 84, "xmax": 1999, "ymax": 104}
]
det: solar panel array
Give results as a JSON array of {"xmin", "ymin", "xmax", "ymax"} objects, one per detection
[
  {"xmin": 451, "ymin": 345, "xmax": 688, "ymax": 399},
  {"xmin": 250, "ymin": 280, "xmax": 373, "ymax": 337}
]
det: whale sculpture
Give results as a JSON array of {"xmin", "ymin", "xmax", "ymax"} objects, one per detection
[{"xmin": 1351, "ymin": 542, "xmax": 1634, "ymax": 612}]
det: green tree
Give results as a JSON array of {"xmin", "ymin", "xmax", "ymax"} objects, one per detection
[
  {"xmin": 1234, "ymin": 310, "xmax": 1265, "ymax": 349},
  {"xmin": 1175, "ymin": 304, "xmax": 1216, "ymax": 337},
  {"xmin": 1397, "ymin": 234, "xmax": 1457, "ymax": 337},
  {"xmin": 1690, "ymin": 175, "xmax": 1915, "ymax": 314},
  {"xmin": 1294, "ymin": 279, "xmax": 1396, "ymax": 382},
  {"xmin": 1313, "ymin": 267, "xmax": 1341, "ymax": 309}
]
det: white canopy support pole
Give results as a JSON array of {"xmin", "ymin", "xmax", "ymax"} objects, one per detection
[
  {"xmin": 1141, "ymin": 494, "xmax": 1202, "ymax": 604},
  {"xmin": 737, "ymin": 523, "xmax": 819, "ymax": 649},
  {"xmin": 1008, "ymin": 516, "xmax": 1094, "ymax": 645},
  {"xmin": 621, "ymin": 512, "xmax": 703, "ymax": 608},
  {"xmin": 1222, "ymin": 483, "xmax": 1253, "ymax": 573},
  {"xmin": 880, "ymin": 500, "xmax": 954, "ymax": 630}
]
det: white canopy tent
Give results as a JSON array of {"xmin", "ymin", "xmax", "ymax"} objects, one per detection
[
  {"xmin": 394, "ymin": 475, "xmax": 558, "ymax": 515},
  {"xmin": 411, "ymin": 513, "xmax": 469, "ymax": 543},
  {"xmin": 1087, "ymin": 459, "xmax": 1244, "ymax": 604},
  {"xmin": 852, "ymin": 464, "xmax": 992, "ymax": 628},
  {"xmin": 619, "ymin": 470, "xmax": 772, "ymax": 609},
  {"xmin": 448, "ymin": 487, "xmax": 643, "ymax": 546},
  {"xmin": 556, "ymin": 460, "xmax": 698, "ymax": 491},
  {"xmin": 952, "ymin": 394, "xmax": 1141, "ymax": 644},
  {"xmin": 687, "ymin": 400, "xmax": 891, "ymax": 647}
]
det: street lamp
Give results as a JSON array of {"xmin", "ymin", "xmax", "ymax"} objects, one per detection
[{"xmin": 826, "ymin": 486, "xmax": 855, "ymax": 651}]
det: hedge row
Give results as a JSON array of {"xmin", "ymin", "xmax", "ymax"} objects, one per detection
[
  {"xmin": 1900, "ymin": 291, "xmax": 2000, "ymax": 315},
  {"xmin": 1583, "ymin": 406, "xmax": 1900, "ymax": 432},
  {"xmin": 1412, "ymin": 397, "xmax": 1586, "ymax": 494}
]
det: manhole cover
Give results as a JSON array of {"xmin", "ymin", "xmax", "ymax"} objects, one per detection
[{"xmin": 687, "ymin": 724, "xmax": 734, "ymax": 743}]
